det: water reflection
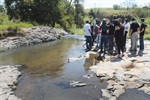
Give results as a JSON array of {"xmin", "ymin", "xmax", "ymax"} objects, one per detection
[
  {"xmin": 83, "ymin": 53, "xmax": 99, "ymax": 71},
  {"xmin": 0, "ymin": 37, "xmax": 84, "ymax": 77}
]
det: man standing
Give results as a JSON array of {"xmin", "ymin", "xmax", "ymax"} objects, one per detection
[
  {"xmin": 129, "ymin": 18, "xmax": 140, "ymax": 54},
  {"xmin": 139, "ymin": 18, "xmax": 147, "ymax": 51},
  {"xmin": 123, "ymin": 18, "xmax": 130, "ymax": 52},
  {"xmin": 84, "ymin": 20, "xmax": 92, "ymax": 51}
]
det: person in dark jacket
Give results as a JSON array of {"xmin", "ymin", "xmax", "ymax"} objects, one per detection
[
  {"xmin": 107, "ymin": 21, "xmax": 115, "ymax": 55},
  {"xmin": 114, "ymin": 19, "xmax": 125, "ymax": 57}
]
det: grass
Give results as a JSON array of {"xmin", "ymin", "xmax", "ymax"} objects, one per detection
[
  {"xmin": 69, "ymin": 24, "xmax": 84, "ymax": 35},
  {"xmin": 0, "ymin": 23, "xmax": 33, "ymax": 31},
  {"xmin": 0, "ymin": 15, "xmax": 33, "ymax": 35}
]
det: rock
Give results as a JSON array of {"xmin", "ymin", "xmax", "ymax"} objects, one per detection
[
  {"xmin": 69, "ymin": 81, "xmax": 87, "ymax": 87},
  {"xmin": 0, "ymin": 65, "xmax": 23, "ymax": 100},
  {"xmin": 82, "ymin": 74, "xmax": 94, "ymax": 79},
  {"xmin": 101, "ymin": 89, "xmax": 112, "ymax": 98},
  {"xmin": 0, "ymin": 26, "xmax": 68, "ymax": 52}
]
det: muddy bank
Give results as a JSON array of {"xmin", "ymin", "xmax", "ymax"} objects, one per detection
[
  {"xmin": 0, "ymin": 26, "xmax": 68, "ymax": 52},
  {"xmin": 0, "ymin": 65, "xmax": 25, "ymax": 100},
  {"xmin": 69, "ymin": 40, "xmax": 150, "ymax": 100}
]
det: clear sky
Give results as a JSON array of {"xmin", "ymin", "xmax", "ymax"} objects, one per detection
[{"xmin": 83, "ymin": 0, "xmax": 150, "ymax": 9}]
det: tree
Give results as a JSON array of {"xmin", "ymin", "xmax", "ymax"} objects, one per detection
[
  {"xmin": 5, "ymin": 0, "xmax": 74, "ymax": 29},
  {"xmin": 113, "ymin": 4, "xmax": 121, "ymax": 10},
  {"xmin": 0, "ymin": 5, "xmax": 4, "ymax": 12},
  {"xmin": 74, "ymin": 0, "xmax": 84, "ymax": 28},
  {"xmin": 89, "ymin": 9, "xmax": 95, "ymax": 19}
]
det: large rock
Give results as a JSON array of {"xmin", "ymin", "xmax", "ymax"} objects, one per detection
[
  {"xmin": 0, "ymin": 27, "xmax": 68, "ymax": 52},
  {"xmin": 0, "ymin": 65, "xmax": 23, "ymax": 100}
]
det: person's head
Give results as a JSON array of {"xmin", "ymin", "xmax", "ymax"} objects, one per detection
[
  {"xmin": 102, "ymin": 18, "xmax": 106, "ymax": 25},
  {"xmin": 86, "ymin": 20, "xmax": 89, "ymax": 24},
  {"xmin": 89, "ymin": 21, "xmax": 91, "ymax": 25},
  {"xmin": 141, "ymin": 18, "xmax": 145, "ymax": 22},
  {"xmin": 96, "ymin": 21, "xmax": 101, "ymax": 25},
  {"xmin": 124, "ymin": 18, "xmax": 128, "ymax": 23},
  {"xmin": 132, "ymin": 17, "xmax": 136, "ymax": 21},
  {"xmin": 114, "ymin": 19, "xmax": 120, "ymax": 26}
]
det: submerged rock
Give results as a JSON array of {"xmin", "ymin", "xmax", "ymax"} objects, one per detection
[{"xmin": 69, "ymin": 81, "xmax": 87, "ymax": 87}]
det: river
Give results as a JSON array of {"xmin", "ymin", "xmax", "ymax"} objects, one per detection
[
  {"xmin": 0, "ymin": 35, "xmax": 107, "ymax": 100},
  {"xmin": 0, "ymin": 35, "xmax": 149, "ymax": 100}
]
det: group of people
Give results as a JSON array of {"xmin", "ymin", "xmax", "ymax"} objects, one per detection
[{"xmin": 83, "ymin": 17, "xmax": 147, "ymax": 57}]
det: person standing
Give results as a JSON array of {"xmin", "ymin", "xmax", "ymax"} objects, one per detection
[
  {"xmin": 95, "ymin": 21, "xmax": 101, "ymax": 48},
  {"xmin": 100, "ymin": 19, "xmax": 108, "ymax": 54},
  {"xmin": 89, "ymin": 21, "xmax": 94, "ymax": 44},
  {"xmin": 123, "ymin": 18, "xmax": 130, "ymax": 51},
  {"xmin": 114, "ymin": 19, "xmax": 124, "ymax": 57},
  {"xmin": 84, "ymin": 20, "xmax": 92, "ymax": 51},
  {"xmin": 129, "ymin": 18, "xmax": 140, "ymax": 54},
  {"xmin": 107, "ymin": 21, "xmax": 115, "ymax": 55},
  {"xmin": 139, "ymin": 18, "xmax": 147, "ymax": 51}
]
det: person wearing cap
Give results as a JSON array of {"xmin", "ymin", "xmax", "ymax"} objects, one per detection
[
  {"xmin": 129, "ymin": 17, "xmax": 140, "ymax": 54},
  {"xmin": 139, "ymin": 18, "xmax": 147, "ymax": 51},
  {"xmin": 84, "ymin": 20, "xmax": 92, "ymax": 51}
]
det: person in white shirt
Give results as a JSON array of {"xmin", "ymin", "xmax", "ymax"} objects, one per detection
[
  {"xmin": 84, "ymin": 20, "xmax": 92, "ymax": 50},
  {"xmin": 123, "ymin": 18, "xmax": 130, "ymax": 51}
]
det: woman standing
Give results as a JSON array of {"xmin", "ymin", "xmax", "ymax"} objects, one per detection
[
  {"xmin": 114, "ymin": 19, "xmax": 124, "ymax": 57},
  {"xmin": 100, "ymin": 19, "xmax": 108, "ymax": 54}
]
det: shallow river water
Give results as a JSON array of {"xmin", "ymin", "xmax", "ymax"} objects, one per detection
[{"xmin": 0, "ymin": 35, "xmax": 149, "ymax": 100}]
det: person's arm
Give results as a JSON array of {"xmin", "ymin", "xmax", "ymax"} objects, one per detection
[{"xmin": 129, "ymin": 28, "xmax": 132, "ymax": 37}]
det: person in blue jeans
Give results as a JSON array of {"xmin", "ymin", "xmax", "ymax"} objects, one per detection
[
  {"xmin": 84, "ymin": 20, "xmax": 92, "ymax": 51},
  {"xmin": 100, "ymin": 19, "xmax": 108, "ymax": 54},
  {"xmin": 139, "ymin": 18, "xmax": 147, "ymax": 51}
]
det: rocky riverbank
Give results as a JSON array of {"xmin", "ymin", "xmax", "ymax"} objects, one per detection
[
  {"xmin": 0, "ymin": 26, "xmax": 68, "ymax": 52},
  {"xmin": 0, "ymin": 65, "xmax": 24, "ymax": 100},
  {"xmin": 69, "ymin": 39, "xmax": 150, "ymax": 100}
]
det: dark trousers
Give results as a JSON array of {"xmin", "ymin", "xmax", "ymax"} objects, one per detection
[
  {"xmin": 116, "ymin": 38, "xmax": 124, "ymax": 54},
  {"xmin": 123, "ymin": 31, "xmax": 128, "ymax": 47},
  {"xmin": 100, "ymin": 34, "xmax": 108, "ymax": 52},
  {"xmin": 139, "ymin": 35, "xmax": 144, "ymax": 50},
  {"xmin": 86, "ymin": 36, "xmax": 92, "ymax": 50},
  {"xmin": 108, "ymin": 35, "xmax": 114, "ymax": 53}
]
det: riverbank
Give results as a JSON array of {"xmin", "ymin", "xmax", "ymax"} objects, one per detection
[
  {"xmin": 69, "ymin": 39, "xmax": 150, "ymax": 100},
  {"xmin": 0, "ymin": 65, "xmax": 24, "ymax": 100},
  {"xmin": 0, "ymin": 26, "xmax": 68, "ymax": 52}
]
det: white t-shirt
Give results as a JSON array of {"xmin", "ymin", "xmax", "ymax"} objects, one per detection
[
  {"xmin": 124, "ymin": 22, "xmax": 130, "ymax": 32},
  {"xmin": 84, "ymin": 23, "xmax": 91, "ymax": 36}
]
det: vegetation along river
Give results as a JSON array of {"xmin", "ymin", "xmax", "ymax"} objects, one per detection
[{"xmin": 0, "ymin": 35, "xmax": 149, "ymax": 100}]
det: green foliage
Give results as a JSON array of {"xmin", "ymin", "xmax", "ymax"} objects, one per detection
[
  {"xmin": 69, "ymin": 24, "xmax": 84, "ymax": 35},
  {"xmin": 89, "ymin": 9, "xmax": 95, "ymax": 19},
  {"xmin": 74, "ymin": 2, "xmax": 85, "ymax": 28},
  {"xmin": 113, "ymin": 4, "xmax": 121, "ymax": 10},
  {"xmin": 0, "ymin": 23, "xmax": 33, "ymax": 31},
  {"xmin": 134, "ymin": 8, "xmax": 150, "ymax": 18},
  {"xmin": 4, "ymin": 0, "xmax": 75, "ymax": 29},
  {"xmin": 0, "ymin": 5, "xmax": 4, "ymax": 12},
  {"xmin": 0, "ymin": 14, "xmax": 33, "ymax": 31}
]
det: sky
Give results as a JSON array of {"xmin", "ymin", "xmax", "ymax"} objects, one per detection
[{"xmin": 83, "ymin": 0, "xmax": 150, "ymax": 9}]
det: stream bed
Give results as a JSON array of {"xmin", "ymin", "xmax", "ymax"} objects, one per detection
[{"xmin": 0, "ymin": 35, "xmax": 149, "ymax": 100}]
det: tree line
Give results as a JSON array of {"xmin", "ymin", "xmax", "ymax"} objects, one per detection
[{"xmin": 4, "ymin": 0, "xmax": 85, "ymax": 30}]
